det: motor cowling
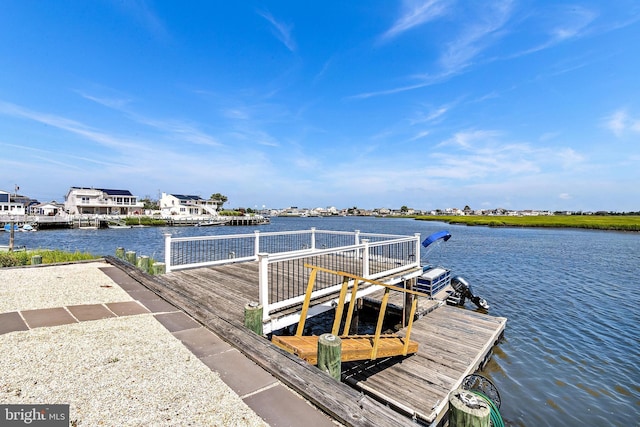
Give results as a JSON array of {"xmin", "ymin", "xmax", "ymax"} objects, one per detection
[{"xmin": 450, "ymin": 276, "xmax": 489, "ymax": 310}]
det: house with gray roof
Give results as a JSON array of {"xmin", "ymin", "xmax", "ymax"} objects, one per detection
[
  {"xmin": 64, "ymin": 187, "xmax": 144, "ymax": 215},
  {"xmin": 159, "ymin": 193, "xmax": 222, "ymax": 217}
]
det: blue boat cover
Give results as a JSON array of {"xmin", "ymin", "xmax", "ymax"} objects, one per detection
[{"xmin": 421, "ymin": 230, "xmax": 451, "ymax": 247}]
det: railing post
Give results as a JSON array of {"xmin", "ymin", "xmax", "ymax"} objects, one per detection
[
  {"xmin": 311, "ymin": 227, "xmax": 316, "ymax": 251},
  {"xmin": 414, "ymin": 233, "xmax": 421, "ymax": 267},
  {"xmin": 362, "ymin": 238, "xmax": 370, "ymax": 277},
  {"xmin": 258, "ymin": 253, "xmax": 270, "ymax": 322},
  {"xmin": 254, "ymin": 230, "xmax": 261, "ymax": 258},
  {"xmin": 164, "ymin": 233, "xmax": 172, "ymax": 272},
  {"xmin": 354, "ymin": 229, "xmax": 360, "ymax": 245}
]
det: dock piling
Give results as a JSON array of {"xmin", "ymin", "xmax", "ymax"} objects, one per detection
[
  {"xmin": 244, "ymin": 302, "xmax": 263, "ymax": 336},
  {"xmin": 449, "ymin": 389, "xmax": 490, "ymax": 427},
  {"xmin": 152, "ymin": 262, "xmax": 166, "ymax": 275},
  {"xmin": 115, "ymin": 247, "xmax": 125, "ymax": 259},
  {"xmin": 125, "ymin": 251, "xmax": 137, "ymax": 265},
  {"xmin": 137, "ymin": 255, "xmax": 150, "ymax": 273},
  {"xmin": 317, "ymin": 333, "xmax": 341, "ymax": 381}
]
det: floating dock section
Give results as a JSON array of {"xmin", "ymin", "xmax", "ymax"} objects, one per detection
[{"xmin": 343, "ymin": 305, "xmax": 506, "ymax": 425}]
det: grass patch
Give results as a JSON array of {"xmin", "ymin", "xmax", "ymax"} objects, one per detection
[
  {"xmin": 0, "ymin": 249, "xmax": 99, "ymax": 268},
  {"xmin": 124, "ymin": 216, "xmax": 167, "ymax": 226},
  {"xmin": 414, "ymin": 215, "xmax": 640, "ymax": 231},
  {"xmin": 218, "ymin": 210, "xmax": 243, "ymax": 216}
]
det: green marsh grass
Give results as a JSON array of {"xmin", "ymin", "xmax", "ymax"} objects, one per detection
[
  {"xmin": 0, "ymin": 249, "xmax": 99, "ymax": 268},
  {"xmin": 124, "ymin": 216, "xmax": 167, "ymax": 226},
  {"xmin": 414, "ymin": 215, "xmax": 640, "ymax": 231}
]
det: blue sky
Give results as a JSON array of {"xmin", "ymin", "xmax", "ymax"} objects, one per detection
[{"xmin": 1, "ymin": 1, "xmax": 639, "ymax": 212}]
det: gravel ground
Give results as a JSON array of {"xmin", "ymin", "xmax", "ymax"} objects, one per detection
[
  {"xmin": 0, "ymin": 262, "xmax": 269, "ymax": 426},
  {"xmin": 0, "ymin": 262, "xmax": 132, "ymax": 312}
]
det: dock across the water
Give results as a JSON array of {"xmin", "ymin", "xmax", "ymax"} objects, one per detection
[{"xmin": 112, "ymin": 228, "xmax": 507, "ymax": 426}]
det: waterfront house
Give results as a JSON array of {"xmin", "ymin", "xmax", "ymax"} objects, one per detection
[
  {"xmin": 0, "ymin": 190, "xmax": 26, "ymax": 216},
  {"xmin": 64, "ymin": 187, "xmax": 144, "ymax": 216},
  {"xmin": 159, "ymin": 193, "xmax": 221, "ymax": 217},
  {"xmin": 30, "ymin": 201, "xmax": 65, "ymax": 216}
]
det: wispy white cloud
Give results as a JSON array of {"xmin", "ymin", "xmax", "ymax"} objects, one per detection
[
  {"xmin": 428, "ymin": 129, "xmax": 586, "ymax": 180},
  {"xmin": 77, "ymin": 91, "xmax": 132, "ymax": 110},
  {"xmin": 380, "ymin": 0, "xmax": 450, "ymax": 41},
  {"xmin": 511, "ymin": 6, "xmax": 598, "ymax": 57},
  {"xmin": 258, "ymin": 10, "xmax": 296, "ymax": 52},
  {"xmin": 439, "ymin": 0, "xmax": 514, "ymax": 73},
  {"xmin": 113, "ymin": 0, "xmax": 168, "ymax": 39},
  {"xmin": 408, "ymin": 130, "xmax": 431, "ymax": 141},
  {"xmin": 224, "ymin": 108, "xmax": 250, "ymax": 120},
  {"xmin": 437, "ymin": 130, "xmax": 503, "ymax": 150},
  {"xmin": 0, "ymin": 101, "xmax": 143, "ymax": 150},
  {"xmin": 355, "ymin": 1, "xmax": 515, "ymax": 99},
  {"xmin": 555, "ymin": 148, "xmax": 585, "ymax": 169},
  {"xmin": 604, "ymin": 109, "xmax": 640, "ymax": 137},
  {"xmin": 349, "ymin": 80, "xmax": 442, "ymax": 100},
  {"xmin": 551, "ymin": 6, "xmax": 597, "ymax": 41},
  {"xmin": 228, "ymin": 129, "xmax": 280, "ymax": 147},
  {"xmin": 132, "ymin": 115, "xmax": 222, "ymax": 147},
  {"xmin": 79, "ymin": 92, "xmax": 224, "ymax": 147},
  {"xmin": 410, "ymin": 102, "xmax": 455, "ymax": 125}
]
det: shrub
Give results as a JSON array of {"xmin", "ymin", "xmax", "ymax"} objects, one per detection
[{"xmin": 0, "ymin": 253, "xmax": 21, "ymax": 267}]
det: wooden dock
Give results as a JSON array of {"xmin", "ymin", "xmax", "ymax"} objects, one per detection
[
  {"xmin": 106, "ymin": 255, "xmax": 506, "ymax": 426},
  {"xmin": 343, "ymin": 305, "xmax": 506, "ymax": 425}
]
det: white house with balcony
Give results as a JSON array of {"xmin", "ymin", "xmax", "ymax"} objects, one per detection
[
  {"xmin": 64, "ymin": 187, "xmax": 144, "ymax": 216},
  {"xmin": 0, "ymin": 190, "xmax": 26, "ymax": 216},
  {"xmin": 159, "ymin": 193, "xmax": 222, "ymax": 217},
  {"xmin": 30, "ymin": 201, "xmax": 65, "ymax": 216}
]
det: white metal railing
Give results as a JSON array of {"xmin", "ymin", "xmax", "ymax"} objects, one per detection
[
  {"xmin": 164, "ymin": 228, "xmax": 412, "ymax": 270},
  {"xmin": 258, "ymin": 235, "xmax": 421, "ymax": 321},
  {"xmin": 163, "ymin": 228, "xmax": 422, "ymax": 323}
]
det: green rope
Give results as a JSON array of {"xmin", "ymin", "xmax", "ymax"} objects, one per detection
[{"xmin": 470, "ymin": 390, "xmax": 505, "ymax": 427}]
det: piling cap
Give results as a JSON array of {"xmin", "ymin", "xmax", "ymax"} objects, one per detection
[{"xmin": 457, "ymin": 390, "xmax": 486, "ymax": 409}]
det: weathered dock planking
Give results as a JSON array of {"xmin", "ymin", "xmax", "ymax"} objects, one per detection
[
  {"xmin": 106, "ymin": 256, "xmax": 506, "ymax": 426},
  {"xmin": 343, "ymin": 305, "xmax": 506, "ymax": 425}
]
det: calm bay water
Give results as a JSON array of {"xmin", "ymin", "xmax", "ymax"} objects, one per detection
[{"xmin": 2, "ymin": 216, "xmax": 639, "ymax": 426}]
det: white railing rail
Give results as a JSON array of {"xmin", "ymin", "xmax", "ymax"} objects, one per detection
[
  {"xmin": 163, "ymin": 228, "xmax": 411, "ymax": 272},
  {"xmin": 163, "ymin": 228, "xmax": 422, "ymax": 323}
]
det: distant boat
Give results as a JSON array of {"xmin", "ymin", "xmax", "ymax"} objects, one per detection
[
  {"xmin": 0, "ymin": 244, "xmax": 26, "ymax": 252},
  {"xmin": 195, "ymin": 219, "xmax": 227, "ymax": 227},
  {"xmin": 3, "ymin": 224, "xmax": 19, "ymax": 232},
  {"xmin": 107, "ymin": 219, "xmax": 132, "ymax": 229},
  {"xmin": 20, "ymin": 224, "xmax": 36, "ymax": 232}
]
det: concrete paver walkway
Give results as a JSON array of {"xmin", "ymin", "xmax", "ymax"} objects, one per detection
[{"xmin": 0, "ymin": 261, "xmax": 338, "ymax": 427}]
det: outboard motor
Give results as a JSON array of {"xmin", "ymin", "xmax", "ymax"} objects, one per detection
[{"xmin": 449, "ymin": 276, "xmax": 489, "ymax": 310}]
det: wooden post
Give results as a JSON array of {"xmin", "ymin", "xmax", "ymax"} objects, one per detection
[
  {"xmin": 137, "ymin": 255, "xmax": 150, "ymax": 273},
  {"xmin": 115, "ymin": 247, "xmax": 125, "ymax": 259},
  {"xmin": 403, "ymin": 278, "xmax": 415, "ymax": 328},
  {"xmin": 449, "ymin": 389, "xmax": 490, "ymax": 427},
  {"xmin": 9, "ymin": 220, "xmax": 15, "ymax": 251},
  {"xmin": 317, "ymin": 333, "xmax": 341, "ymax": 381},
  {"xmin": 152, "ymin": 262, "xmax": 166, "ymax": 275},
  {"xmin": 244, "ymin": 302, "xmax": 263, "ymax": 336},
  {"xmin": 125, "ymin": 250, "xmax": 137, "ymax": 265},
  {"xmin": 31, "ymin": 255, "xmax": 42, "ymax": 265}
]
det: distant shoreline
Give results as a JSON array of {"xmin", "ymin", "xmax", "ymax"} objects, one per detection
[{"xmin": 412, "ymin": 215, "xmax": 640, "ymax": 232}]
